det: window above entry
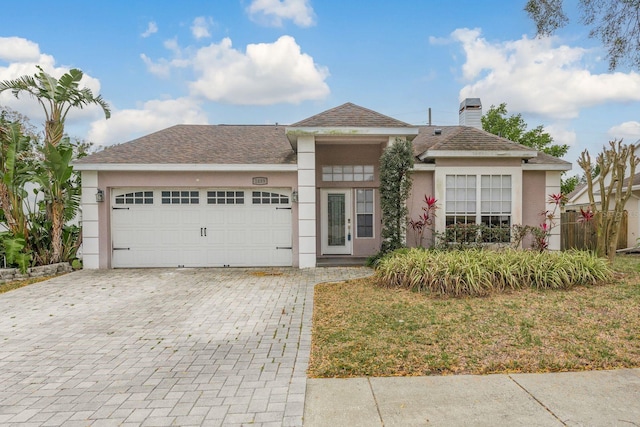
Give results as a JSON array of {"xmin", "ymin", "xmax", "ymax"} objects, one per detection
[{"xmin": 322, "ymin": 165, "xmax": 374, "ymax": 182}]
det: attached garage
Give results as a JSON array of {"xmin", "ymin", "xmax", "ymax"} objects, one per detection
[{"xmin": 110, "ymin": 188, "xmax": 292, "ymax": 268}]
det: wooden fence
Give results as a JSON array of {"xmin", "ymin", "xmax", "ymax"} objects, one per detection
[{"xmin": 561, "ymin": 211, "xmax": 627, "ymax": 251}]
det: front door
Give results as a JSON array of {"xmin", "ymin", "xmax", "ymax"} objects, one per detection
[{"xmin": 321, "ymin": 189, "xmax": 352, "ymax": 255}]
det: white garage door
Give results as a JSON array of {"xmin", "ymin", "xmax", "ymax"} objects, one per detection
[{"xmin": 111, "ymin": 188, "xmax": 292, "ymax": 268}]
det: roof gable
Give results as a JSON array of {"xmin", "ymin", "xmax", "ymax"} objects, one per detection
[{"xmin": 291, "ymin": 102, "xmax": 412, "ymax": 128}]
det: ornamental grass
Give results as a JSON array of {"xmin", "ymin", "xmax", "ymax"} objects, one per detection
[{"xmin": 375, "ymin": 248, "xmax": 612, "ymax": 297}]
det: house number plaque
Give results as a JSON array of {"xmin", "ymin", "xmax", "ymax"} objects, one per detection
[{"xmin": 252, "ymin": 177, "xmax": 268, "ymax": 185}]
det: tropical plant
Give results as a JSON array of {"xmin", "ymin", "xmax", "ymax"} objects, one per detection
[
  {"xmin": 408, "ymin": 195, "xmax": 438, "ymax": 247},
  {"xmin": 379, "ymin": 137, "xmax": 414, "ymax": 253},
  {"xmin": 0, "ymin": 66, "xmax": 110, "ymax": 263},
  {"xmin": 0, "ymin": 119, "xmax": 32, "ymax": 242}
]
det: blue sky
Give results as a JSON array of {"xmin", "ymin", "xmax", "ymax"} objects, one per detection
[{"xmin": 1, "ymin": 0, "xmax": 640, "ymax": 175}]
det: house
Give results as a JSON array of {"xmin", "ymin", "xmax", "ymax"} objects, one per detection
[
  {"xmin": 566, "ymin": 163, "xmax": 640, "ymax": 249},
  {"xmin": 74, "ymin": 99, "xmax": 572, "ymax": 269}
]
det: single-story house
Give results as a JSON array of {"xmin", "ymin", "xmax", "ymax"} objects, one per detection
[{"xmin": 74, "ymin": 98, "xmax": 572, "ymax": 269}]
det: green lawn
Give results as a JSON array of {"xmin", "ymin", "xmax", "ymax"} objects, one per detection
[{"xmin": 309, "ymin": 254, "xmax": 640, "ymax": 377}]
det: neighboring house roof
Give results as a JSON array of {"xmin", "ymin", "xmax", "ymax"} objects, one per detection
[
  {"xmin": 622, "ymin": 172, "xmax": 640, "ymax": 187},
  {"xmin": 567, "ymin": 182, "xmax": 587, "ymax": 201},
  {"xmin": 76, "ymin": 124, "xmax": 295, "ymax": 165},
  {"xmin": 291, "ymin": 102, "xmax": 412, "ymax": 127}
]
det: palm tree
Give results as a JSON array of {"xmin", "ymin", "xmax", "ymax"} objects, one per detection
[{"xmin": 0, "ymin": 66, "xmax": 110, "ymax": 263}]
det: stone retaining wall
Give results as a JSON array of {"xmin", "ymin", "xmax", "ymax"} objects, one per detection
[{"xmin": 0, "ymin": 262, "xmax": 72, "ymax": 284}]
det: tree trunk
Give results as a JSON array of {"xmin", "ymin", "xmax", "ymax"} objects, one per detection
[{"xmin": 50, "ymin": 199, "xmax": 64, "ymax": 264}]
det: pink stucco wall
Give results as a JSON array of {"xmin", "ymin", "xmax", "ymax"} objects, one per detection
[
  {"xmin": 96, "ymin": 170, "xmax": 298, "ymax": 268},
  {"xmin": 407, "ymin": 171, "xmax": 435, "ymax": 247},
  {"xmin": 522, "ymin": 170, "xmax": 546, "ymax": 249}
]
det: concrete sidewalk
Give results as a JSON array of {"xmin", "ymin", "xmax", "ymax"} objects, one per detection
[{"xmin": 304, "ymin": 368, "xmax": 640, "ymax": 426}]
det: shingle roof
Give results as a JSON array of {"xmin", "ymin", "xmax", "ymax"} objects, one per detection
[
  {"xmin": 76, "ymin": 124, "xmax": 296, "ymax": 165},
  {"xmin": 291, "ymin": 102, "xmax": 412, "ymax": 127},
  {"xmin": 413, "ymin": 126, "xmax": 536, "ymax": 155},
  {"xmin": 77, "ymin": 104, "xmax": 571, "ymax": 169}
]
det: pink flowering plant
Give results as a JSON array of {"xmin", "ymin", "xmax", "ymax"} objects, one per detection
[
  {"xmin": 532, "ymin": 193, "xmax": 566, "ymax": 251},
  {"xmin": 408, "ymin": 195, "xmax": 438, "ymax": 248}
]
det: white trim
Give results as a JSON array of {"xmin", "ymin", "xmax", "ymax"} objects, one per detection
[
  {"xmin": 73, "ymin": 163, "xmax": 298, "ymax": 172},
  {"xmin": 523, "ymin": 163, "xmax": 572, "ymax": 171},
  {"xmin": 434, "ymin": 166, "xmax": 523, "ymax": 239},
  {"xmin": 355, "ymin": 188, "xmax": 375, "ymax": 239},
  {"xmin": 418, "ymin": 150, "xmax": 538, "ymax": 161},
  {"xmin": 286, "ymin": 126, "xmax": 418, "ymax": 148},
  {"xmin": 412, "ymin": 163, "xmax": 436, "ymax": 171}
]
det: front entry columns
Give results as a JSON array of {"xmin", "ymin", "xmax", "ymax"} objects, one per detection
[{"xmin": 297, "ymin": 135, "xmax": 316, "ymax": 268}]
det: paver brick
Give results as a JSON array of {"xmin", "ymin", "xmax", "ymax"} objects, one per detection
[{"xmin": 0, "ymin": 267, "xmax": 371, "ymax": 426}]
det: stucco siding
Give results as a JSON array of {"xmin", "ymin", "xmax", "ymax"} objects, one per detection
[
  {"xmin": 522, "ymin": 171, "xmax": 546, "ymax": 249},
  {"xmin": 407, "ymin": 171, "xmax": 435, "ymax": 247}
]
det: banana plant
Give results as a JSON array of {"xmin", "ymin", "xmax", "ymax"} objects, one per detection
[
  {"xmin": 0, "ymin": 119, "xmax": 33, "ymax": 244},
  {"xmin": 0, "ymin": 66, "xmax": 110, "ymax": 263}
]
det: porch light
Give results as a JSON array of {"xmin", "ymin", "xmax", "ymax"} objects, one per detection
[
  {"xmin": 95, "ymin": 188, "xmax": 105, "ymax": 202},
  {"xmin": 292, "ymin": 190, "xmax": 298, "ymax": 203}
]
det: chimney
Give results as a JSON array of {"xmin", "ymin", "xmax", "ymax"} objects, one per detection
[{"xmin": 459, "ymin": 98, "xmax": 482, "ymax": 129}]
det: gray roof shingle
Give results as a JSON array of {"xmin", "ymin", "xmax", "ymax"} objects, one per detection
[
  {"xmin": 291, "ymin": 102, "xmax": 412, "ymax": 127},
  {"xmin": 77, "ymin": 104, "xmax": 571, "ymax": 169},
  {"xmin": 76, "ymin": 124, "xmax": 296, "ymax": 165}
]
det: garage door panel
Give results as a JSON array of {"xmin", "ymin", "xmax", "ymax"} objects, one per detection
[{"xmin": 111, "ymin": 188, "xmax": 292, "ymax": 268}]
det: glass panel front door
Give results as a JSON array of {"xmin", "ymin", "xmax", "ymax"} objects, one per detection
[{"xmin": 321, "ymin": 189, "xmax": 352, "ymax": 255}]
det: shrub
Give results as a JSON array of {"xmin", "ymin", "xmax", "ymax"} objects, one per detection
[{"xmin": 375, "ymin": 248, "xmax": 612, "ymax": 297}]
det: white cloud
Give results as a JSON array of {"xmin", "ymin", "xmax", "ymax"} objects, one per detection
[
  {"xmin": 247, "ymin": 0, "xmax": 315, "ymax": 27},
  {"xmin": 0, "ymin": 37, "xmax": 41, "ymax": 62},
  {"xmin": 189, "ymin": 35, "xmax": 329, "ymax": 105},
  {"xmin": 608, "ymin": 121, "xmax": 640, "ymax": 143},
  {"xmin": 447, "ymin": 28, "xmax": 640, "ymax": 119},
  {"xmin": 140, "ymin": 38, "xmax": 189, "ymax": 78},
  {"xmin": 191, "ymin": 17, "xmax": 212, "ymax": 39},
  {"xmin": 86, "ymin": 97, "xmax": 209, "ymax": 147},
  {"xmin": 546, "ymin": 124, "xmax": 577, "ymax": 147},
  {"xmin": 141, "ymin": 21, "xmax": 158, "ymax": 38}
]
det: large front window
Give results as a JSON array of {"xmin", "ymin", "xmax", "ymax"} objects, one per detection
[{"xmin": 445, "ymin": 174, "xmax": 511, "ymax": 243}]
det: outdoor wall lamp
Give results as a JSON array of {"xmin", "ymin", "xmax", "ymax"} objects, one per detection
[
  {"xmin": 95, "ymin": 188, "xmax": 105, "ymax": 202},
  {"xmin": 292, "ymin": 190, "xmax": 298, "ymax": 203}
]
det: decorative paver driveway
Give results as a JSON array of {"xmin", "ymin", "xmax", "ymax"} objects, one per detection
[{"xmin": 0, "ymin": 267, "xmax": 371, "ymax": 426}]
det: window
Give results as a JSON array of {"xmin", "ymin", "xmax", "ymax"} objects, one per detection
[
  {"xmin": 445, "ymin": 174, "xmax": 511, "ymax": 243},
  {"xmin": 161, "ymin": 191, "xmax": 199, "ymax": 204},
  {"xmin": 207, "ymin": 191, "xmax": 244, "ymax": 204},
  {"xmin": 356, "ymin": 189, "xmax": 374, "ymax": 238},
  {"xmin": 252, "ymin": 191, "xmax": 289, "ymax": 205},
  {"xmin": 322, "ymin": 165, "xmax": 374, "ymax": 182},
  {"xmin": 115, "ymin": 191, "xmax": 153, "ymax": 205}
]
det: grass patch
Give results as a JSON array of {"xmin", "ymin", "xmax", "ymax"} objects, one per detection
[
  {"xmin": 309, "ymin": 254, "xmax": 640, "ymax": 378},
  {"xmin": 0, "ymin": 275, "xmax": 59, "ymax": 294}
]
